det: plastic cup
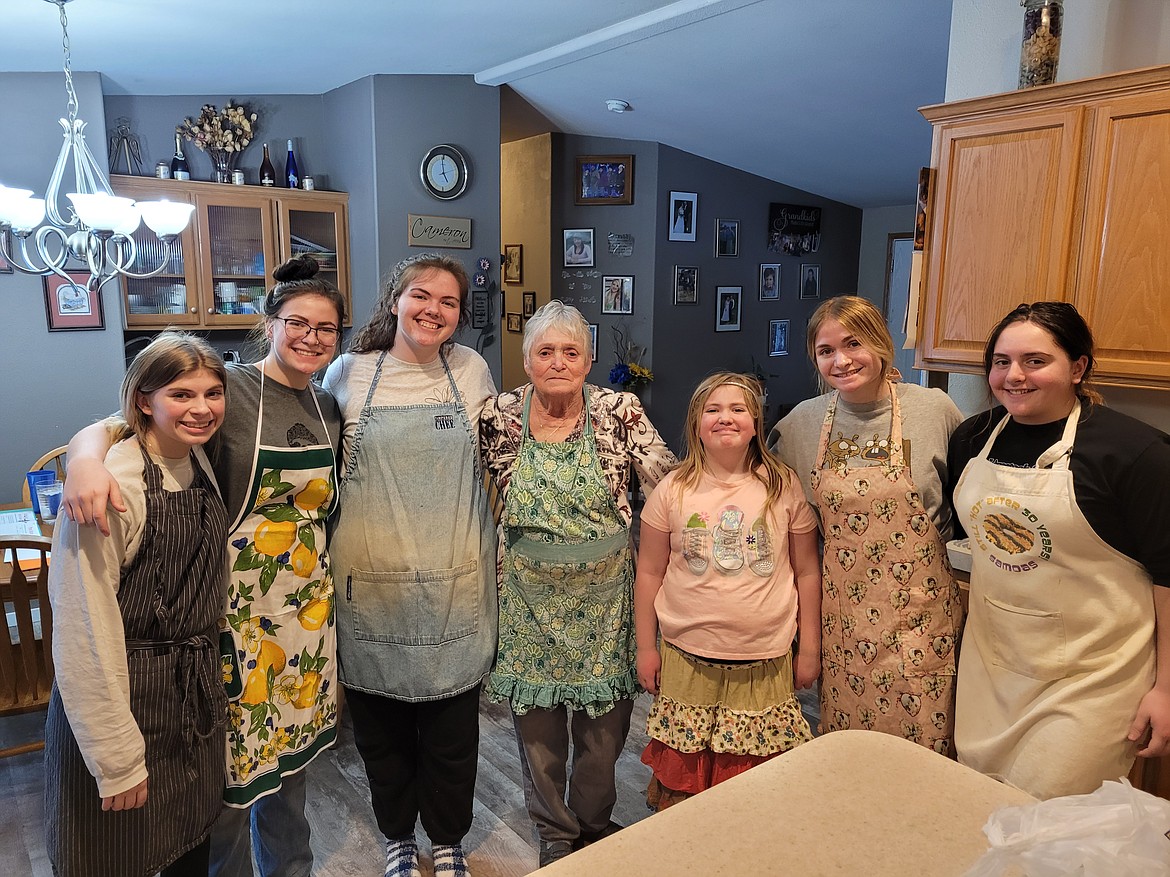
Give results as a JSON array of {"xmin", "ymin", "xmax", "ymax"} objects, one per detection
[
  {"xmin": 36, "ymin": 480, "xmax": 63, "ymax": 523},
  {"xmin": 26, "ymin": 469, "xmax": 56, "ymax": 516}
]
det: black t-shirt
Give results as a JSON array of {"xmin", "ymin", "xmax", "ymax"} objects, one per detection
[{"xmin": 946, "ymin": 404, "xmax": 1170, "ymax": 586}]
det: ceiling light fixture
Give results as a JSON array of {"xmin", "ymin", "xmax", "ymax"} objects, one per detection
[
  {"xmin": 606, "ymin": 99, "xmax": 632, "ymax": 113},
  {"xmin": 0, "ymin": 0, "xmax": 194, "ymax": 294}
]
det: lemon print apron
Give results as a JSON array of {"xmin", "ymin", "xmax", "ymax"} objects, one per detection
[
  {"xmin": 220, "ymin": 369, "xmax": 339, "ymax": 807},
  {"xmin": 953, "ymin": 404, "xmax": 1156, "ymax": 799}
]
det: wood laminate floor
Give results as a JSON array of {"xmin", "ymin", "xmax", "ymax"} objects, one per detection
[{"xmin": 2, "ymin": 689, "xmax": 819, "ymax": 877}]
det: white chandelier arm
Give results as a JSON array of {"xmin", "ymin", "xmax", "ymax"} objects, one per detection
[
  {"xmin": 0, "ymin": 226, "xmax": 69, "ymax": 276},
  {"xmin": 101, "ymin": 233, "xmax": 183, "ymax": 280}
]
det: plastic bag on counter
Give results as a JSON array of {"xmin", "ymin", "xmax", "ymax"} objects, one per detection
[{"xmin": 964, "ymin": 778, "xmax": 1170, "ymax": 876}]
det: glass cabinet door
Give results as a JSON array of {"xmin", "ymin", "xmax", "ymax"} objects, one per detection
[
  {"xmin": 280, "ymin": 198, "xmax": 350, "ymax": 304},
  {"xmin": 198, "ymin": 193, "xmax": 276, "ymax": 326}
]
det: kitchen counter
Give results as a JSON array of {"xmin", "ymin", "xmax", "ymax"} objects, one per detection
[{"xmin": 537, "ymin": 729, "xmax": 1034, "ymax": 875}]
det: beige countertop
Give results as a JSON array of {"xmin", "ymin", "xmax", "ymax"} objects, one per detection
[{"xmin": 536, "ymin": 729, "xmax": 1035, "ymax": 876}]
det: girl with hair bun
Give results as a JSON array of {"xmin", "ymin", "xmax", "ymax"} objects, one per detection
[
  {"xmin": 948, "ymin": 301, "xmax": 1170, "ymax": 799},
  {"xmin": 63, "ymin": 254, "xmax": 347, "ymax": 877}
]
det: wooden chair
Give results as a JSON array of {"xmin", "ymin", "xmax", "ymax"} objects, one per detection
[
  {"xmin": 0, "ymin": 535, "xmax": 54, "ymax": 758},
  {"xmin": 20, "ymin": 445, "xmax": 68, "ymax": 505}
]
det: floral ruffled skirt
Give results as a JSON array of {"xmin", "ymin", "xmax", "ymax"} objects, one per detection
[{"xmin": 641, "ymin": 641, "xmax": 812, "ymax": 802}]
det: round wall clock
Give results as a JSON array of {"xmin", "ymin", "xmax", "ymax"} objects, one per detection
[{"xmin": 420, "ymin": 144, "xmax": 470, "ymax": 200}]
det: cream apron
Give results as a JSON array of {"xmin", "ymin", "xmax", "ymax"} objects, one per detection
[
  {"xmin": 220, "ymin": 369, "xmax": 339, "ymax": 806},
  {"xmin": 812, "ymin": 385, "xmax": 962, "ymax": 754},
  {"xmin": 953, "ymin": 404, "xmax": 1156, "ymax": 799}
]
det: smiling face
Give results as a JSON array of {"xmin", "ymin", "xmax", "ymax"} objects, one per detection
[
  {"xmin": 524, "ymin": 328, "xmax": 589, "ymax": 405},
  {"xmin": 698, "ymin": 384, "xmax": 756, "ymax": 455},
  {"xmin": 391, "ymin": 268, "xmax": 462, "ymax": 363},
  {"xmin": 137, "ymin": 367, "xmax": 225, "ymax": 458},
  {"xmin": 989, "ymin": 320, "xmax": 1086, "ymax": 424},
  {"xmin": 814, "ymin": 318, "xmax": 886, "ymax": 403},
  {"xmin": 265, "ymin": 292, "xmax": 341, "ymax": 388}
]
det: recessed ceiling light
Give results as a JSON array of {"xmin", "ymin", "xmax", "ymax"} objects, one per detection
[{"xmin": 606, "ymin": 99, "xmax": 631, "ymax": 113}]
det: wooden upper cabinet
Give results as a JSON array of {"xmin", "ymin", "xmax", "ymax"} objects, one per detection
[
  {"xmin": 919, "ymin": 107, "xmax": 1083, "ymax": 369},
  {"xmin": 1076, "ymin": 89, "xmax": 1170, "ymax": 386},
  {"xmin": 917, "ymin": 65, "xmax": 1170, "ymax": 389},
  {"xmin": 110, "ymin": 176, "xmax": 350, "ymax": 330}
]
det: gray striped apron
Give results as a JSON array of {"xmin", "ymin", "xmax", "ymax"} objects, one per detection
[{"xmin": 45, "ymin": 446, "xmax": 229, "ymax": 877}]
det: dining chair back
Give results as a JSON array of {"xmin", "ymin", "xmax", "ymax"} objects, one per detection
[
  {"xmin": 0, "ymin": 535, "xmax": 54, "ymax": 758},
  {"xmin": 20, "ymin": 445, "xmax": 68, "ymax": 505}
]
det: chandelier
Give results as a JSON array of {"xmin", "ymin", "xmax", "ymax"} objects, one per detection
[{"xmin": 0, "ymin": 0, "xmax": 194, "ymax": 294}]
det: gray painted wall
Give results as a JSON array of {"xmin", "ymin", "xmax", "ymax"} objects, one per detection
[
  {"xmin": 650, "ymin": 145, "xmax": 863, "ymax": 451},
  {"xmin": 552, "ymin": 134, "xmax": 660, "ymax": 403},
  {"xmin": 1, "ymin": 73, "xmax": 126, "ymax": 503}
]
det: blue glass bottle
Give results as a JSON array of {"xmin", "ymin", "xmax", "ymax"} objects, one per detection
[{"xmin": 285, "ymin": 140, "xmax": 299, "ymax": 189}]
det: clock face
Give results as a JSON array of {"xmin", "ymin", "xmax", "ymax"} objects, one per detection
[{"xmin": 420, "ymin": 145, "xmax": 469, "ymax": 200}]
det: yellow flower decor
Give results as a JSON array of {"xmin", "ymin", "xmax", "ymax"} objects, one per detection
[{"xmin": 177, "ymin": 101, "xmax": 257, "ymax": 154}]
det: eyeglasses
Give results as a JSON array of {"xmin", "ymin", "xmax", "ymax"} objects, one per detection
[{"xmin": 276, "ymin": 317, "xmax": 340, "ymax": 345}]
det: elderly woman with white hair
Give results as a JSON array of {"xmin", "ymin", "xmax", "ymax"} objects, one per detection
[{"xmin": 480, "ymin": 301, "xmax": 677, "ymax": 867}]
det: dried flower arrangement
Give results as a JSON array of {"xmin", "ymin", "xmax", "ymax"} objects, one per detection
[{"xmin": 176, "ymin": 102, "xmax": 257, "ymax": 153}]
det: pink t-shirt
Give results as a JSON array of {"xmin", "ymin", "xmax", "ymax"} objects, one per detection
[{"xmin": 641, "ymin": 465, "xmax": 818, "ymax": 660}]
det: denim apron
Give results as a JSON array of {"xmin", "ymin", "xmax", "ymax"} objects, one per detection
[
  {"xmin": 219, "ymin": 368, "xmax": 339, "ymax": 806},
  {"xmin": 46, "ymin": 446, "xmax": 227, "ymax": 877},
  {"xmin": 486, "ymin": 387, "xmax": 637, "ymax": 718},
  {"xmin": 331, "ymin": 349, "xmax": 497, "ymax": 700}
]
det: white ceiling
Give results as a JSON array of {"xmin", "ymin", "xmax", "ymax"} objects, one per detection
[{"xmin": 5, "ymin": 0, "xmax": 953, "ymax": 208}]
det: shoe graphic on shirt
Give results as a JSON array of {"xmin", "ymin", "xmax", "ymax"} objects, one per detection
[
  {"xmin": 747, "ymin": 515, "xmax": 774, "ymax": 576},
  {"xmin": 712, "ymin": 505, "xmax": 745, "ymax": 572},
  {"xmin": 682, "ymin": 513, "xmax": 709, "ymax": 574}
]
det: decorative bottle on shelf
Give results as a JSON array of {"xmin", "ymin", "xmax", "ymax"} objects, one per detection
[
  {"xmin": 259, "ymin": 143, "xmax": 276, "ymax": 187},
  {"xmin": 171, "ymin": 133, "xmax": 191, "ymax": 181},
  {"xmin": 284, "ymin": 140, "xmax": 299, "ymax": 189}
]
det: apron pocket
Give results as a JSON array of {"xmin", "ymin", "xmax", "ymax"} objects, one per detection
[
  {"xmin": 348, "ymin": 561, "xmax": 481, "ymax": 646},
  {"xmin": 983, "ymin": 595, "xmax": 1066, "ymax": 681}
]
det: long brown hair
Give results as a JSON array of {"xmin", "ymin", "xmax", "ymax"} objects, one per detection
[
  {"xmin": 671, "ymin": 372, "xmax": 789, "ymax": 506},
  {"xmin": 348, "ymin": 253, "xmax": 469, "ymax": 354},
  {"xmin": 115, "ymin": 332, "xmax": 226, "ymax": 442}
]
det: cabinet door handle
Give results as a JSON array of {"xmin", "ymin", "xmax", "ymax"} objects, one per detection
[
  {"xmin": 189, "ymin": 307, "xmax": 197, "ymax": 314},
  {"xmin": 208, "ymin": 308, "xmax": 215, "ymax": 314}
]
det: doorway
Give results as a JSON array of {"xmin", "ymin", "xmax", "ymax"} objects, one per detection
[{"xmin": 882, "ymin": 234, "xmax": 921, "ymax": 385}]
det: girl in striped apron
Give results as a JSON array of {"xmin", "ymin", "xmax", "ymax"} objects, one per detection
[{"xmin": 46, "ymin": 333, "xmax": 229, "ymax": 877}]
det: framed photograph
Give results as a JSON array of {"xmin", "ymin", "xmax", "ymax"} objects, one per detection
[
  {"xmin": 759, "ymin": 263, "xmax": 780, "ymax": 301},
  {"xmin": 43, "ymin": 271, "xmax": 104, "ymax": 331},
  {"xmin": 715, "ymin": 219, "xmax": 739, "ymax": 257},
  {"xmin": 800, "ymin": 263, "xmax": 821, "ymax": 299},
  {"xmin": 914, "ymin": 166, "xmax": 930, "ymax": 252},
  {"xmin": 588, "ymin": 323, "xmax": 599, "ymax": 362},
  {"xmin": 563, "ymin": 228, "xmax": 595, "ymax": 267},
  {"xmin": 769, "ymin": 319, "xmax": 790, "ymax": 356},
  {"xmin": 0, "ymin": 250, "xmax": 13, "ymax": 274},
  {"xmin": 506, "ymin": 313, "xmax": 522, "ymax": 333},
  {"xmin": 673, "ymin": 265, "xmax": 698, "ymax": 305},
  {"xmin": 575, "ymin": 155, "xmax": 633, "ymax": 206},
  {"xmin": 715, "ymin": 286, "xmax": 741, "ymax": 332},
  {"xmin": 471, "ymin": 290, "xmax": 489, "ymax": 329},
  {"xmin": 668, "ymin": 191, "xmax": 697, "ymax": 242},
  {"xmin": 768, "ymin": 202, "xmax": 822, "ymax": 256},
  {"xmin": 601, "ymin": 275, "xmax": 634, "ymax": 315},
  {"xmin": 522, "ymin": 290, "xmax": 537, "ymax": 318},
  {"xmin": 503, "ymin": 244, "xmax": 523, "ymax": 284}
]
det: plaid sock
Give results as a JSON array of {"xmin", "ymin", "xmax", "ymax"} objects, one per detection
[
  {"xmin": 384, "ymin": 837, "xmax": 420, "ymax": 877},
  {"xmin": 432, "ymin": 843, "xmax": 470, "ymax": 876}
]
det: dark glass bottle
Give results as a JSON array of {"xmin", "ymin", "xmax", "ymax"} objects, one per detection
[
  {"xmin": 259, "ymin": 143, "xmax": 276, "ymax": 187},
  {"xmin": 284, "ymin": 140, "xmax": 299, "ymax": 189},
  {"xmin": 171, "ymin": 133, "xmax": 191, "ymax": 181}
]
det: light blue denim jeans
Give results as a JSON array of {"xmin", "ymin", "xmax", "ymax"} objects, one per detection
[{"xmin": 208, "ymin": 770, "xmax": 312, "ymax": 877}]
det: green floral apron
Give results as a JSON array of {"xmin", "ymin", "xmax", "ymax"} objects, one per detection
[{"xmin": 487, "ymin": 387, "xmax": 637, "ymax": 718}]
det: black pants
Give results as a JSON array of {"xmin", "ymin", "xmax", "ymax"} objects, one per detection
[
  {"xmin": 345, "ymin": 683, "xmax": 481, "ymax": 844},
  {"xmin": 161, "ymin": 837, "xmax": 210, "ymax": 877}
]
